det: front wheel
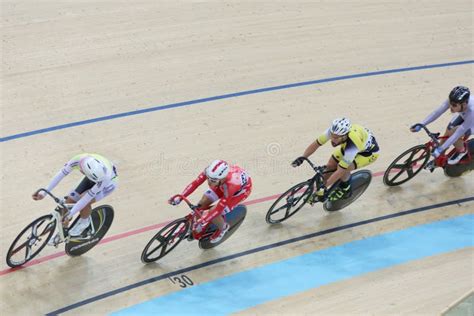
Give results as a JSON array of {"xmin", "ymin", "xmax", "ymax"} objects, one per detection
[
  {"xmin": 383, "ymin": 144, "xmax": 430, "ymax": 186},
  {"xmin": 6, "ymin": 215, "xmax": 57, "ymax": 268},
  {"xmin": 141, "ymin": 218, "xmax": 189, "ymax": 263},
  {"xmin": 265, "ymin": 180, "xmax": 313, "ymax": 224}
]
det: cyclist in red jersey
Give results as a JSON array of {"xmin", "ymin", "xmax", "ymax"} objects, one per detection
[{"xmin": 169, "ymin": 160, "xmax": 252, "ymax": 243}]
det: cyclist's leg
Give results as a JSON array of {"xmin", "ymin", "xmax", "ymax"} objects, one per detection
[
  {"xmin": 87, "ymin": 180, "xmax": 117, "ymax": 213},
  {"xmin": 224, "ymin": 185, "xmax": 252, "ymax": 214},
  {"xmin": 66, "ymin": 177, "xmax": 95, "ymax": 203},
  {"xmin": 353, "ymin": 152, "xmax": 380, "ymax": 170},
  {"xmin": 209, "ymin": 185, "xmax": 252, "ymax": 229},
  {"xmin": 208, "ymin": 186, "xmax": 252, "ymax": 242},
  {"xmin": 327, "ymin": 147, "xmax": 354, "ymax": 182},
  {"xmin": 323, "ymin": 151, "xmax": 340, "ymax": 182},
  {"xmin": 445, "ymin": 114, "xmax": 465, "ymax": 151},
  {"xmin": 196, "ymin": 188, "xmax": 225, "ymax": 230},
  {"xmin": 198, "ymin": 188, "xmax": 223, "ymax": 209},
  {"xmin": 328, "ymin": 152, "xmax": 378, "ymax": 201},
  {"xmin": 67, "ymin": 179, "xmax": 117, "ymax": 231}
]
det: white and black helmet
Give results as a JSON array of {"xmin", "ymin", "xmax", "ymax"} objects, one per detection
[
  {"xmin": 330, "ymin": 117, "xmax": 351, "ymax": 136},
  {"xmin": 81, "ymin": 157, "xmax": 107, "ymax": 182},
  {"xmin": 449, "ymin": 86, "xmax": 470, "ymax": 103}
]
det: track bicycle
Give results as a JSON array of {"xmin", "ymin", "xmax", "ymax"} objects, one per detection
[
  {"xmin": 383, "ymin": 124, "xmax": 474, "ymax": 186},
  {"xmin": 141, "ymin": 195, "xmax": 247, "ymax": 263},
  {"xmin": 265, "ymin": 157, "xmax": 372, "ymax": 224},
  {"xmin": 6, "ymin": 189, "xmax": 114, "ymax": 268}
]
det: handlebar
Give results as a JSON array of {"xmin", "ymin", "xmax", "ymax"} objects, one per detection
[
  {"xmin": 171, "ymin": 194, "xmax": 211, "ymax": 214},
  {"xmin": 35, "ymin": 189, "xmax": 65, "ymax": 207},
  {"xmin": 173, "ymin": 195, "xmax": 196, "ymax": 209},
  {"xmin": 298, "ymin": 157, "xmax": 335, "ymax": 174},
  {"xmin": 412, "ymin": 123, "xmax": 440, "ymax": 146}
]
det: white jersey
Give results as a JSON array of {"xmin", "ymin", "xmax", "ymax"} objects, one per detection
[
  {"xmin": 421, "ymin": 96, "xmax": 473, "ymax": 152},
  {"xmin": 41, "ymin": 153, "xmax": 117, "ymax": 217}
]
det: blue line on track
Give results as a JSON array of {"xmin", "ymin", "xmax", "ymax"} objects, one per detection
[
  {"xmin": 112, "ymin": 214, "xmax": 474, "ymax": 315},
  {"xmin": 46, "ymin": 196, "xmax": 474, "ymax": 315},
  {"xmin": 2, "ymin": 60, "xmax": 473, "ymax": 143}
]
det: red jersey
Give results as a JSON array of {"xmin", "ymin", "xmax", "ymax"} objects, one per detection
[{"xmin": 181, "ymin": 165, "xmax": 252, "ymax": 216}]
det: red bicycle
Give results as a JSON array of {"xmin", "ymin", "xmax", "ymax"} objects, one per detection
[
  {"xmin": 383, "ymin": 124, "xmax": 474, "ymax": 186},
  {"xmin": 141, "ymin": 195, "xmax": 247, "ymax": 263}
]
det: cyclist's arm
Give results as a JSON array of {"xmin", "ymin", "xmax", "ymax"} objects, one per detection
[
  {"xmin": 40, "ymin": 157, "xmax": 80, "ymax": 196},
  {"xmin": 68, "ymin": 190, "xmax": 95, "ymax": 217},
  {"xmin": 421, "ymin": 100, "xmax": 449, "ymax": 125},
  {"xmin": 68, "ymin": 180, "xmax": 108, "ymax": 217},
  {"xmin": 181, "ymin": 171, "xmax": 207, "ymax": 197},
  {"xmin": 201, "ymin": 182, "xmax": 241, "ymax": 221},
  {"xmin": 303, "ymin": 129, "xmax": 330, "ymax": 157},
  {"xmin": 326, "ymin": 167, "xmax": 348, "ymax": 189},
  {"xmin": 326, "ymin": 144, "xmax": 358, "ymax": 188},
  {"xmin": 438, "ymin": 114, "xmax": 473, "ymax": 152}
]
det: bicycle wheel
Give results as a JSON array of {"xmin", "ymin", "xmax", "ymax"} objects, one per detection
[
  {"xmin": 199, "ymin": 205, "xmax": 247, "ymax": 249},
  {"xmin": 265, "ymin": 180, "xmax": 313, "ymax": 224},
  {"xmin": 141, "ymin": 218, "xmax": 189, "ymax": 263},
  {"xmin": 6, "ymin": 215, "xmax": 57, "ymax": 268},
  {"xmin": 444, "ymin": 139, "xmax": 474, "ymax": 177},
  {"xmin": 66, "ymin": 205, "xmax": 114, "ymax": 257},
  {"xmin": 324, "ymin": 170, "xmax": 372, "ymax": 212},
  {"xmin": 383, "ymin": 144, "xmax": 430, "ymax": 186}
]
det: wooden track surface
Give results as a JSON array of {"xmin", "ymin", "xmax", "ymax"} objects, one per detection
[{"xmin": 1, "ymin": 1, "xmax": 473, "ymax": 315}]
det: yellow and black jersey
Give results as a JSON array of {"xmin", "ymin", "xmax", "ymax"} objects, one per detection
[{"xmin": 317, "ymin": 124, "xmax": 379, "ymax": 168}]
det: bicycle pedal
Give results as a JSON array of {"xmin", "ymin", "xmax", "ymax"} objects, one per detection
[{"xmin": 424, "ymin": 160, "xmax": 436, "ymax": 172}]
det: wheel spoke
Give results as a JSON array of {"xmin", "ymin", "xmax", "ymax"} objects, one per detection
[
  {"xmin": 10, "ymin": 240, "xmax": 28, "ymax": 257},
  {"xmin": 392, "ymin": 163, "xmax": 408, "ymax": 170},
  {"xmin": 407, "ymin": 148, "xmax": 419, "ymax": 162},
  {"xmin": 25, "ymin": 243, "xmax": 32, "ymax": 261},
  {"xmin": 147, "ymin": 244, "xmax": 164, "ymax": 257},
  {"xmin": 159, "ymin": 243, "xmax": 168, "ymax": 256},
  {"xmin": 390, "ymin": 168, "xmax": 406, "ymax": 182},
  {"xmin": 271, "ymin": 203, "xmax": 291, "ymax": 215},
  {"xmin": 266, "ymin": 182, "xmax": 312, "ymax": 223}
]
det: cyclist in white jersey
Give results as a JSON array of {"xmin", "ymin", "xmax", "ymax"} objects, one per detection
[
  {"xmin": 411, "ymin": 86, "xmax": 473, "ymax": 164},
  {"xmin": 32, "ymin": 153, "xmax": 118, "ymax": 241}
]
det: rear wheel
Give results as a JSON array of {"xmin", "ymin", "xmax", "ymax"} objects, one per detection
[
  {"xmin": 199, "ymin": 205, "xmax": 247, "ymax": 249},
  {"xmin": 265, "ymin": 181, "xmax": 313, "ymax": 224},
  {"xmin": 6, "ymin": 215, "xmax": 57, "ymax": 268},
  {"xmin": 66, "ymin": 205, "xmax": 114, "ymax": 256},
  {"xmin": 444, "ymin": 139, "xmax": 474, "ymax": 177},
  {"xmin": 324, "ymin": 170, "xmax": 372, "ymax": 212},
  {"xmin": 383, "ymin": 144, "xmax": 430, "ymax": 186},
  {"xmin": 141, "ymin": 218, "xmax": 189, "ymax": 263}
]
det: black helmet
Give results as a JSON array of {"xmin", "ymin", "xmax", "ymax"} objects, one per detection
[{"xmin": 449, "ymin": 86, "xmax": 470, "ymax": 103}]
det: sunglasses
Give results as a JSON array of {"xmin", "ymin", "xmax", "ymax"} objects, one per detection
[
  {"xmin": 450, "ymin": 102, "xmax": 462, "ymax": 107},
  {"xmin": 208, "ymin": 178, "xmax": 220, "ymax": 183}
]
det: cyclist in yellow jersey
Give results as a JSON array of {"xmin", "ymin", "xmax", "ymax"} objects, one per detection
[{"xmin": 292, "ymin": 118, "xmax": 379, "ymax": 202}]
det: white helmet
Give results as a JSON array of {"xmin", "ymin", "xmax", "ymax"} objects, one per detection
[
  {"xmin": 206, "ymin": 160, "xmax": 229, "ymax": 180},
  {"xmin": 330, "ymin": 117, "xmax": 351, "ymax": 136},
  {"xmin": 81, "ymin": 157, "xmax": 107, "ymax": 182}
]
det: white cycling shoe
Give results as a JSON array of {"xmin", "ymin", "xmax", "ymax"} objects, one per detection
[
  {"xmin": 47, "ymin": 233, "xmax": 60, "ymax": 246},
  {"xmin": 68, "ymin": 216, "xmax": 92, "ymax": 236},
  {"xmin": 447, "ymin": 149, "xmax": 468, "ymax": 165},
  {"xmin": 210, "ymin": 223, "xmax": 230, "ymax": 244}
]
